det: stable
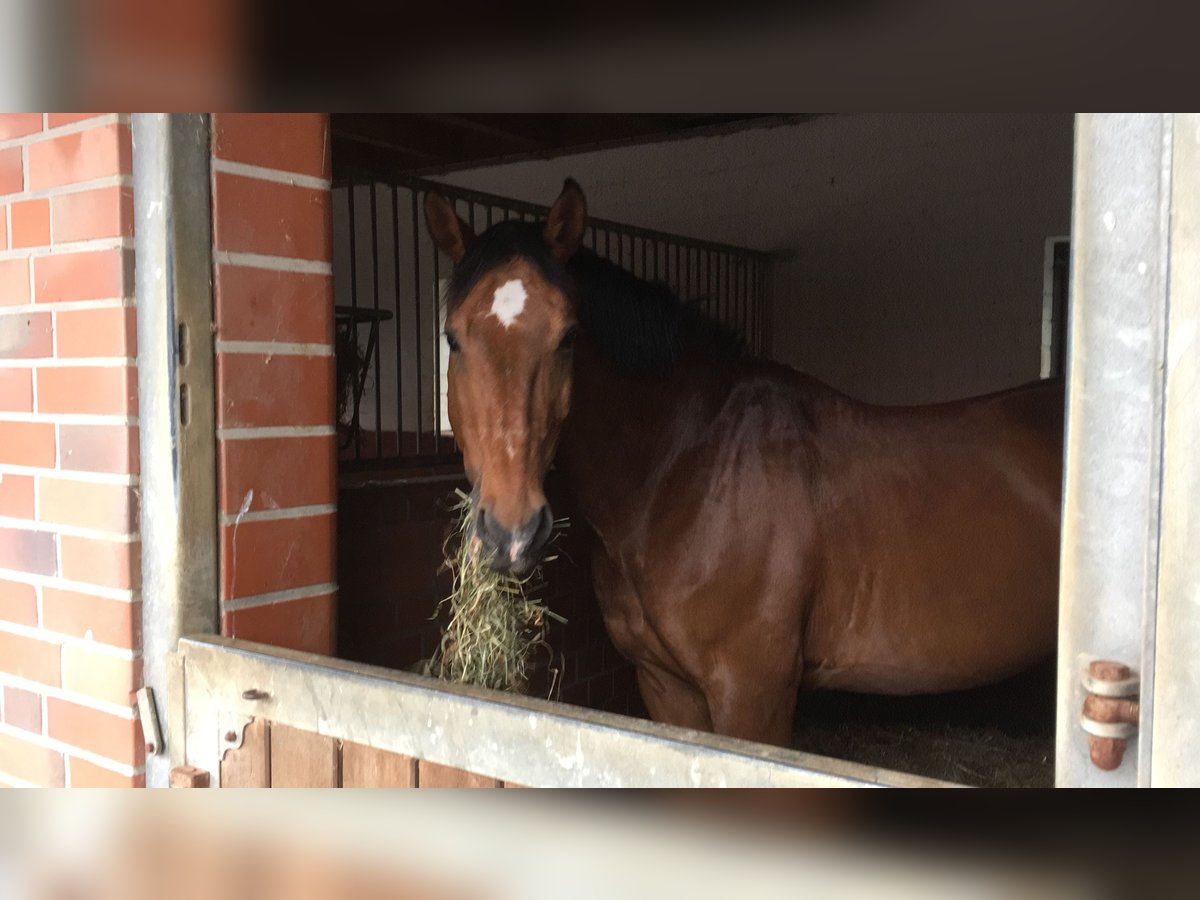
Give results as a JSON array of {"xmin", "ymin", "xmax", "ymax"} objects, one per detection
[{"xmin": 0, "ymin": 113, "xmax": 1191, "ymax": 789}]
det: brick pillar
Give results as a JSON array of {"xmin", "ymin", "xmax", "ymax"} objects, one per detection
[
  {"xmin": 210, "ymin": 114, "xmax": 337, "ymax": 654},
  {"xmin": 0, "ymin": 114, "xmax": 143, "ymax": 787}
]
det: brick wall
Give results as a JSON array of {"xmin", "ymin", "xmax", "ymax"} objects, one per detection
[
  {"xmin": 211, "ymin": 114, "xmax": 339, "ymax": 655},
  {"xmin": 0, "ymin": 114, "xmax": 143, "ymax": 787}
]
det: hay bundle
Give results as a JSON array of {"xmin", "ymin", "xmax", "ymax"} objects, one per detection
[{"xmin": 427, "ymin": 490, "xmax": 565, "ymax": 695}]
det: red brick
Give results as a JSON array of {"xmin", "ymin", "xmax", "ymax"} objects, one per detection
[
  {"xmin": 213, "ymin": 172, "xmax": 331, "ymax": 261},
  {"xmin": 0, "ymin": 473, "xmax": 35, "ymax": 518},
  {"xmin": 213, "ymin": 114, "xmax": 329, "ymax": 179},
  {"xmin": 43, "ymin": 589, "xmax": 139, "ymax": 648},
  {"xmin": 47, "ymin": 114, "xmax": 102, "ymax": 129},
  {"xmin": 214, "ymin": 265, "xmax": 333, "ymax": 344},
  {"xmin": 62, "ymin": 645, "xmax": 140, "ymax": 706},
  {"xmin": 34, "ymin": 248, "xmax": 129, "ymax": 303},
  {"xmin": 221, "ymin": 513, "xmax": 335, "ymax": 599},
  {"xmin": 3, "ymin": 685, "xmax": 42, "ymax": 733},
  {"xmin": 220, "ymin": 436, "xmax": 336, "ymax": 515},
  {"xmin": 47, "ymin": 698, "xmax": 143, "ymax": 766},
  {"xmin": 51, "ymin": 186, "xmax": 133, "ymax": 243},
  {"xmin": 58, "ymin": 424, "xmax": 138, "ymax": 474},
  {"xmin": 0, "ymin": 630, "xmax": 61, "ymax": 686},
  {"xmin": 37, "ymin": 365, "xmax": 137, "ymax": 416},
  {"xmin": 39, "ymin": 478, "xmax": 137, "ymax": 534},
  {"xmin": 223, "ymin": 592, "xmax": 336, "ymax": 655},
  {"xmin": 68, "ymin": 756, "xmax": 144, "ymax": 787},
  {"xmin": 0, "ymin": 203, "xmax": 6, "ymax": 248},
  {"xmin": 0, "ymin": 311, "xmax": 54, "ymax": 358},
  {"xmin": 0, "ymin": 732, "xmax": 64, "ymax": 787},
  {"xmin": 0, "ymin": 368, "xmax": 33, "ymax": 411},
  {"xmin": 217, "ymin": 353, "xmax": 332, "ymax": 428},
  {"xmin": 0, "ymin": 114, "xmax": 43, "ymax": 141},
  {"xmin": 0, "ymin": 258, "xmax": 30, "ymax": 306},
  {"xmin": 10, "ymin": 198, "xmax": 50, "ymax": 248},
  {"xmin": 55, "ymin": 306, "xmax": 136, "ymax": 358},
  {"xmin": 0, "ymin": 147, "xmax": 23, "ymax": 195},
  {"xmin": 60, "ymin": 535, "xmax": 138, "ymax": 590},
  {"xmin": 0, "ymin": 579, "xmax": 38, "ymax": 626},
  {"xmin": 0, "ymin": 421, "xmax": 54, "ymax": 467},
  {"xmin": 27, "ymin": 123, "xmax": 132, "ymax": 191},
  {"xmin": 0, "ymin": 526, "xmax": 57, "ymax": 576}
]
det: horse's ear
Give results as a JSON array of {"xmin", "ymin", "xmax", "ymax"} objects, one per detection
[
  {"xmin": 544, "ymin": 178, "xmax": 587, "ymax": 262},
  {"xmin": 424, "ymin": 191, "xmax": 474, "ymax": 264}
]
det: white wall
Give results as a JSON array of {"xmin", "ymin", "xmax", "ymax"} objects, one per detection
[{"xmin": 439, "ymin": 114, "xmax": 1075, "ymax": 404}]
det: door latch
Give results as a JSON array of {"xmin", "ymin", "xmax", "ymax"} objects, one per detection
[{"xmin": 1080, "ymin": 660, "xmax": 1140, "ymax": 771}]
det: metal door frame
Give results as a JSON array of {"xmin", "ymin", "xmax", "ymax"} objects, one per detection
[
  {"xmin": 1056, "ymin": 113, "xmax": 1200, "ymax": 787},
  {"xmin": 169, "ymin": 635, "xmax": 956, "ymax": 788}
]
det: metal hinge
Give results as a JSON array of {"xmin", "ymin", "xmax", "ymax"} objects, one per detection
[
  {"xmin": 1080, "ymin": 660, "xmax": 1140, "ymax": 771},
  {"xmin": 136, "ymin": 686, "xmax": 164, "ymax": 757}
]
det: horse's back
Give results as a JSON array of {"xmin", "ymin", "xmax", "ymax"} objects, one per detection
[{"xmin": 801, "ymin": 376, "xmax": 1065, "ymax": 696}]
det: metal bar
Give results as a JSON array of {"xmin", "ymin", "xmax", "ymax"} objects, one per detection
[
  {"xmin": 1150, "ymin": 114, "xmax": 1200, "ymax": 786},
  {"xmin": 347, "ymin": 185, "xmax": 361, "ymax": 462},
  {"xmin": 737, "ymin": 253, "xmax": 744, "ymax": 337},
  {"xmin": 1056, "ymin": 113, "xmax": 1173, "ymax": 787},
  {"xmin": 369, "ymin": 184, "xmax": 383, "ymax": 459},
  {"xmin": 432, "ymin": 208, "xmax": 442, "ymax": 449},
  {"xmin": 718, "ymin": 253, "xmax": 724, "ymax": 320},
  {"xmin": 177, "ymin": 635, "xmax": 953, "ymax": 788},
  {"xmin": 338, "ymin": 453, "xmax": 462, "ymax": 473},
  {"xmin": 751, "ymin": 258, "xmax": 759, "ymax": 352},
  {"xmin": 132, "ymin": 113, "xmax": 219, "ymax": 788},
  {"xmin": 393, "ymin": 186, "xmax": 405, "ymax": 450},
  {"xmin": 412, "ymin": 196, "xmax": 424, "ymax": 457},
  {"xmin": 754, "ymin": 258, "xmax": 763, "ymax": 355},
  {"xmin": 714, "ymin": 252, "xmax": 723, "ymax": 325},
  {"xmin": 373, "ymin": 173, "xmax": 768, "ymax": 261},
  {"xmin": 700, "ymin": 250, "xmax": 710, "ymax": 314}
]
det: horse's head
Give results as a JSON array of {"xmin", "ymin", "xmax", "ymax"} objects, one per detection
[{"xmin": 424, "ymin": 179, "xmax": 587, "ymax": 576}]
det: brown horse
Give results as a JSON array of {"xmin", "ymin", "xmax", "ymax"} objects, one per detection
[{"xmin": 424, "ymin": 180, "xmax": 1063, "ymax": 748}]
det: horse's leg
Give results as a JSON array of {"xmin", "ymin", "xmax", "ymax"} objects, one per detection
[
  {"xmin": 636, "ymin": 660, "xmax": 713, "ymax": 732},
  {"xmin": 704, "ymin": 670, "xmax": 800, "ymax": 748},
  {"xmin": 590, "ymin": 548, "xmax": 713, "ymax": 731}
]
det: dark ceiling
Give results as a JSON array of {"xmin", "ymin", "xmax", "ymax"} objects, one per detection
[{"xmin": 330, "ymin": 114, "xmax": 818, "ymax": 182}]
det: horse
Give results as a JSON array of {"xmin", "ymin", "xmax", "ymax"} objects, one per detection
[{"xmin": 423, "ymin": 179, "xmax": 1064, "ymax": 748}]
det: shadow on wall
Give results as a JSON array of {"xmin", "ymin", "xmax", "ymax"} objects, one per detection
[{"xmin": 336, "ymin": 469, "xmax": 644, "ymax": 717}]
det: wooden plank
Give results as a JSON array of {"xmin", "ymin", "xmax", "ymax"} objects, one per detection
[
  {"xmin": 418, "ymin": 760, "xmax": 500, "ymax": 788},
  {"xmin": 219, "ymin": 719, "xmax": 270, "ymax": 787},
  {"xmin": 270, "ymin": 723, "xmax": 339, "ymax": 787},
  {"xmin": 341, "ymin": 741, "xmax": 417, "ymax": 787},
  {"xmin": 169, "ymin": 765, "xmax": 210, "ymax": 788}
]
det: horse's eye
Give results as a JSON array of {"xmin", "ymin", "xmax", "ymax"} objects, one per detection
[
  {"xmin": 558, "ymin": 325, "xmax": 579, "ymax": 352},
  {"xmin": 445, "ymin": 331, "xmax": 461, "ymax": 353}
]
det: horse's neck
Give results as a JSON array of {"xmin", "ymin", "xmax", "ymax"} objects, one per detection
[{"xmin": 555, "ymin": 341, "xmax": 711, "ymax": 543}]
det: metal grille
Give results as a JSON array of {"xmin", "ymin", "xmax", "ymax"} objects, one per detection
[{"xmin": 333, "ymin": 174, "xmax": 770, "ymax": 471}]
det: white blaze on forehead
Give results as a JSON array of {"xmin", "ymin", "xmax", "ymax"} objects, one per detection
[{"xmin": 490, "ymin": 278, "xmax": 527, "ymax": 328}]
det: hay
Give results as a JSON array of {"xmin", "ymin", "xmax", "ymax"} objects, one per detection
[
  {"xmin": 426, "ymin": 490, "xmax": 566, "ymax": 696},
  {"xmin": 793, "ymin": 721, "xmax": 1054, "ymax": 788}
]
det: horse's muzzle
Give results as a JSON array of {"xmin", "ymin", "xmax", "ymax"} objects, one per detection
[{"xmin": 474, "ymin": 503, "xmax": 554, "ymax": 577}]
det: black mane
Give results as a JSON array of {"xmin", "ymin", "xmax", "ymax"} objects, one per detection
[{"xmin": 446, "ymin": 219, "xmax": 745, "ymax": 376}]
